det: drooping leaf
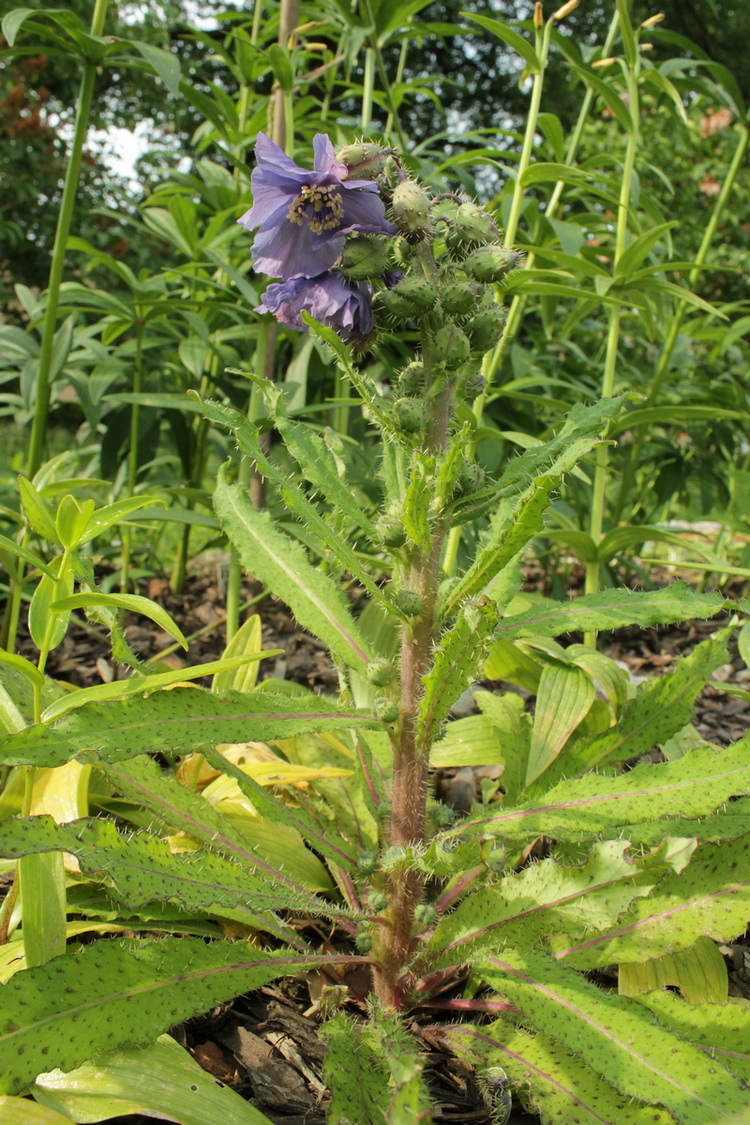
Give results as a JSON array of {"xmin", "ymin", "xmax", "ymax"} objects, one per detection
[
  {"xmin": 0, "ymin": 689, "xmax": 380, "ymax": 768},
  {"xmin": 0, "ymin": 938, "xmax": 333, "ymax": 1096},
  {"xmin": 32, "ymin": 1034, "xmax": 274, "ymax": 1125},
  {"xmin": 480, "ymin": 951, "xmax": 750, "ymax": 1123},
  {"xmin": 215, "ymin": 471, "xmax": 371, "ymax": 671},
  {"xmin": 618, "ymin": 936, "xmax": 727, "ymax": 1004}
]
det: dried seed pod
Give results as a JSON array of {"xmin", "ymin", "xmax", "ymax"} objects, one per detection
[
  {"xmin": 391, "ymin": 179, "xmax": 432, "ymax": 241},
  {"xmin": 435, "ymin": 322, "xmax": 471, "ymax": 370},
  {"xmin": 341, "ymin": 235, "xmax": 388, "ymax": 279},
  {"xmin": 462, "ymin": 245, "xmax": 523, "ymax": 283}
]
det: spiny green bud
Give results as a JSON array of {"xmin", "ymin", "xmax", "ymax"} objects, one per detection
[
  {"xmin": 355, "ymin": 932, "xmax": 373, "ymax": 953},
  {"xmin": 375, "ymin": 697, "xmax": 400, "ymax": 724},
  {"xmin": 366, "ymin": 657, "xmax": 395, "ymax": 687},
  {"xmin": 368, "ymin": 891, "xmax": 388, "ymax": 914},
  {"xmin": 393, "ymin": 397, "xmax": 425, "ymax": 434},
  {"xmin": 441, "ymin": 280, "xmax": 481, "ymax": 316},
  {"xmin": 358, "ymin": 849, "xmax": 378, "ymax": 874},
  {"xmin": 455, "ymin": 461, "xmax": 486, "ymax": 496},
  {"xmin": 380, "ymin": 845, "xmax": 407, "ymax": 869},
  {"xmin": 396, "ymin": 589, "xmax": 423, "ymax": 618},
  {"xmin": 459, "ymin": 370, "xmax": 487, "ymax": 402},
  {"xmin": 391, "ymin": 277, "xmax": 438, "ymax": 316},
  {"xmin": 454, "ymin": 202, "xmax": 500, "ymax": 247},
  {"xmin": 414, "ymin": 903, "xmax": 437, "ymax": 927},
  {"xmin": 398, "ymin": 360, "xmax": 425, "ymax": 396},
  {"xmin": 431, "ymin": 802, "xmax": 455, "ymax": 828},
  {"xmin": 336, "ymin": 141, "xmax": 392, "ymax": 180},
  {"xmin": 435, "ymin": 323, "xmax": 470, "ymax": 370},
  {"xmin": 391, "ymin": 179, "xmax": 431, "ymax": 241},
  {"xmin": 467, "ymin": 304, "xmax": 507, "ymax": 352},
  {"xmin": 463, "ymin": 245, "xmax": 523, "ymax": 283},
  {"xmin": 374, "ymin": 515, "xmax": 408, "ymax": 548},
  {"xmin": 341, "ymin": 235, "xmax": 388, "ymax": 280}
]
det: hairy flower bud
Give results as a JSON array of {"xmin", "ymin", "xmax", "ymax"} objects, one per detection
[
  {"xmin": 390, "ymin": 277, "xmax": 438, "ymax": 316},
  {"xmin": 336, "ymin": 141, "xmax": 392, "ymax": 180},
  {"xmin": 374, "ymin": 697, "xmax": 400, "ymax": 724},
  {"xmin": 366, "ymin": 657, "xmax": 395, "ymax": 687},
  {"xmin": 391, "ymin": 179, "xmax": 432, "ymax": 241},
  {"xmin": 396, "ymin": 589, "xmax": 423, "ymax": 617},
  {"xmin": 357, "ymin": 849, "xmax": 378, "ymax": 874},
  {"xmin": 368, "ymin": 891, "xmax": 388, "ymax": 914},
  {"xmin": 341, "ymin": 235, "xmax": 388, "ymax": 279},
  {"xmin": 463, "ymin": 245, "xmax": 523, "ymax": 283},
  {"xmin": 355, "ymin": 931, "xmax": 373, "ymax": 953},
  {"xmin": 454, "ymin": 202, "xmax": 500, "ymax": 248},
  {"xmin": 398, "ymin": 360, "xmax": 426, "ymax": 396},
  {"xmin": 441, "ymin": 280, "xmax": 482, "ymax": 316},
  {"xmin": 435, "ymin": 322, "xmax": 470, "ymax": 370},
  {"xmin": 467, "ymin": 304, "xmax": 507, "ymax": 352},
  {"xmin": 459, "ymin": 370, "xmax": 487, "ymax": 402},
  {"xmin": 455, "ymin": 460, "xmax": 486, "ymax": 496},
  {"xmin": 393, "ymin": 397, "xmax": 425, "ymax": 434},
  {"xmin": 374, "ymin": 515, "xmax": 408, "ymax": 548},
  {"xmin": 414, "ymin": 903, "xmax": 438, "ymax": 927}
]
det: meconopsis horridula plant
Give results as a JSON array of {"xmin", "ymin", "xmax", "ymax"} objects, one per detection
[{"xmin": 236, "ymin": 132, "xmax": 521, "ymax": 1009}]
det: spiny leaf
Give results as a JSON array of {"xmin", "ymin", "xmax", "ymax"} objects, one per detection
[
  {"xmin": 215, "ymin": 470, "xmax": 371, "ymax": 671},
  {"xmin": 553, "ymin": 834, "xmax": 750, "ymax": 969},
  {"xmin": 493, "ymin": 584, "xmax": 738, "ymax": 642},
  {"xmin": 0, "ymin": 815, "xmax": 345, "ymax": 923},
  {"xmin": 0, "ymin": 939, "xmax": 338, "ymax": 1096},
  {"xmin": 0, "ymin": 689, "xmax": 379, "ymax": 768},
  {"xmin": 636, "ymin": 992, "xmax": 750, "ymax": 1085},
  {"xmin": 423, "ymin": 838, "xmax": 695, "ymax": 971},
  {"xmin": 445, "ymin": 735, "xmax": 750, "ymax": 842},
  {"xmin": 277, "ymin": 417, "xmax": 374, "ymax": 533},
  {"xmin": 446, "ymin": 1022, "xmax": 677, "ymax": 1125},
  {"xmin": 419, "ymin": 600, "xmax": 498, "ymax": 747},
  {"xmin": 481, "ymin": 950, "xmax": 750, "ymax": 1123}
]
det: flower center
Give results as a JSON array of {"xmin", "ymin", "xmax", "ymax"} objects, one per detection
[{"xmin": 287, "ymin": 184, "xmax": 345, "ymax": 234}]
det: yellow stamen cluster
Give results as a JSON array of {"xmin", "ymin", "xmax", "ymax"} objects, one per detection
[{"xmin": 287, "ymin": 184, "xmax": 345, "ymax": 233}]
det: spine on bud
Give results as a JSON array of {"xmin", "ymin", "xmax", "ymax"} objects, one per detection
[{"xmin": 391, "ymin": 179, "xmax": 432, "ymax": 242}]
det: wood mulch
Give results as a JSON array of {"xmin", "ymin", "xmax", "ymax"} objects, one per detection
[{"xmin": 11, "ymin": 554, "xmax": 750, "ymax": 1123}]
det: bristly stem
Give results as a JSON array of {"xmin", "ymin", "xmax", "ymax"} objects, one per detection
[{"xmin": 27, "ymin": 0, "xmax": 109, "ymax": 478}]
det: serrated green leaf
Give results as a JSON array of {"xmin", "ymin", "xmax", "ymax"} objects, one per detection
[
  {"xmin": 277, "ymin": 418, "xmax": 374, "ymax": 533},
  {"xmin": 215, "ymin": 470, "xmax": 371, "ymax": 671},
  {"xmin": 636, "ymin": 992, "xmax": 750, "ymax": 1085},
  {"xmin": 32, "ymin": 1033, "xmax": 275, "ymax": 1125},
  {"xmin": 419, "ymin": 600, "xmax": 498, "ymax": 746},
  {"xmin": 446, "ymin": 735, "xmax": 750, "ymax": 843},
  {"xmin": 494, "ymin": 584, "xmax": 734, "ymax": 641},
  {"xmin": 446, "ymin": 1021, "xmax": 678, "ymax": 1125},
  {"xmin": 570, "ymin": 627, "xmax": 732, "ymax": 770},
  {"xmin": 554, "ymin": 834, "xmax": 750, "ymax": 969},
  {"xmin": 481, "ymin": 950, "xmax": 750, "ymax": 1123},
  {"xmin": 0, "ymin": 689, "xmax": 380, "ymax": 768},
  {"xmin": 425, "ymin": 838, "xmax": 694, "ymax": 971},
  {"xmin": 0, "ymin": 815, "xmax": 339, "ymax": 923},
  {"xmin": 618, "ymin": 936, "xmax": 727, "ymax": 1004},
  {"xmin": 0, "ymin": 938, "xmax": 330, "ymax": 1096}
]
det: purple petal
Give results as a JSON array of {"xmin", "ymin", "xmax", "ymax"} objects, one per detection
[
  {"xmin": 254, "ymin": 132, "xmax": 311, "ymax": 183},
  {"xmin": 252, "ymin": 219, "xmax": 344, "ymax": 279},
  {"xmin": 312, "ymin": 133, "xmax": 348, "ymax": 179},
  {"xmin": 238, "ymin": 190, "xmax": 289, "ymax": 232},
  {"xmin": 340, "ymin": 191, "xmax": 398, "ymax": 236}
]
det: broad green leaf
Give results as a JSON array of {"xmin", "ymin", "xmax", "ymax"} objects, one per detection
[
  {"xmin": 419, "ymin": 600, "xmax": 498, "ymax": 746},
  {"xmin": 636, "ymin": 992, "xmax": 750, "ymax": 1085},
  {"xmin": 554, "ymin": 834, "xmax": 750, "ymax": 969},
  {"xmin": 446, "ymin": 1021, "xmax": 678, "ymax": 1124},
  {"xmin": 215, "ymin": 470, "xmax": 371, "ymax": 671},
  {"xmin": 618, "ymin": 936, "xmax": 727, "ymax": 1004},
  {"xmin": 28, "ymin": 555, "xmax": 74, "ymax": 654},
  {"xmin": 0, "ymin": 650, "xmax": 44, "ymax": 691},
  {"xmin": 51, "ymin": 593, "xmax": 187, "ymax": 651},
  {"xmin": 614, "ymin": 221, "xmax": 678, "ymax": 279},
  {"xmin": 570, "ymin": 627, "xmax": 732, "ymax": 770},
  {"xmin": 567, "ymin": 61, "xmax": 635, "ymax": 132},
  {"xmin": 0, "ymin": 1097, "xmax": 73, "ymax": 1124},
  {"xmin": 463, "ymin": 13, "xmax": 541, "ymax": 72},
  {"xmin": 0, "ymin": 815, "xmax": 338, "ymax": 922},
  {"xmin": 212, "ymin": 614, "xmax": 262, "ymax": 695},
  {"xmin": 481, "ymin": 950, "xmax": 750, "ymax": 1122},
  {"xmin": 17, "ymin": 477, "xmax": 58, "ymax": 544},
  {"xmin": 33, "ymin": 1034, "xmax": 274, "ymax": 1125},
  {"xmin": 641, "ymin": 66, "xmax": 688, "ymax": 123},
  {"xmin": 430, "ymin": 711, "xmax": 509, "ymax": 769},
  {"xmin": 425, "ymin": 838, "xmax": 695, "ymax": 970},
  {"xmin": 54, "ymin": 495, "xmax": 94, "ymax": 550},
  {"xmin": 0, "ymin": 938, "xmax": 330, "ymax": 1096},
  {"xmin": 483, "ymin": 637, "xmax": 542, "ymax": 692},
  {"xmin": 493, "ymin": 584, "xmax": 734, "ymax": 642},
  {"xmin": 77, "ymin": 495, "xmax": 162, "ymax": 545},
  {"xmin": 18, "ymin": 851, "xmax": 66, "ymax": 967},
  {"xmin": 526, "ymin": 663, "xmax": 595, "ymax": 785},
  {"xmin": 445, "ymin": 735, "xmax": 750, "ymax": 842},
  {"xmin": 0, "ymin": 689, "xmax": 381, "ymax": 768}
]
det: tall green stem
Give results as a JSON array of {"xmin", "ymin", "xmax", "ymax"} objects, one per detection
[
  {"xmin": 27, "ymin": 0, "xmax": 109, "ymax": 478},
  {"xmin": 361, "ymin": 47, "xmax": 375, "ymax": 131},
  {"xmin": 120, "ymin": 321, "xmax": 144, "ymax": 592},
  {"xmin": 583, "ymin": 52, "xmax": 640, "ymax": 641}
]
